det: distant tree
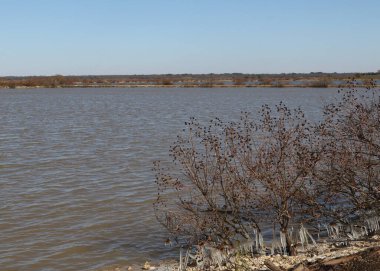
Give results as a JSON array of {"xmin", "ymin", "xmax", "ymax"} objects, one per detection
[
  {"xmin": 7, "ymin": 81, "xmax": 16, "ymax": 89},
  {"xmin": 232, "ymin": 77, "xmax": 246, "ymax": 86},
  {"xmin": 309, "ymin": 79, "xmax": 330, "ymax": 88},
  {"xmin": 161, "ymin": 79, "xmax": 173, "ymax": 85}
]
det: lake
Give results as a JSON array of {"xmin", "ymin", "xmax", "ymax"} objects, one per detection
[{"xmin": 0, "ymin": 87, "xmax": 338, "ymax": 271}]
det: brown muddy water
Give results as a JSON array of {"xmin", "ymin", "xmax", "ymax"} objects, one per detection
[{"xmin": 0, "ymin": 87, "xmax": 338, "ymax": 271}]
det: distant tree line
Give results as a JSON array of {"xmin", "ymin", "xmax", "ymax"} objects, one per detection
[{"xmin": 1, "ymin": 72, "xmax": 379, "ymax": 88}]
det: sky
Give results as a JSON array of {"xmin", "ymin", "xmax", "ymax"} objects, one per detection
[{"xmin": 0, "ymin": 0, "xmax": 379, "ymax": 76}]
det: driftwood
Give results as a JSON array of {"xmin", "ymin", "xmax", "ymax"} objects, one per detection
[
  {"xmin": 264, "ymin": 260, "xmax": 285, "ymax": 271},
  {"xmin": 292, "ymin": 246, "xmax": 380, "ymax": 271},
  {"xmin": 322, "ymin": 255, "xmax": 357, "ymax": 266},
  {"xmin": 292, "ymin": 263, "xmax": 311, "ymax": 271}
]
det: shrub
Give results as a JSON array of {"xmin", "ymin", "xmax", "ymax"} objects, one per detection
[
  {"xmin": 154, "ymin": 115, "xmax": 262, "ymax": 247},
  {"xmin": 316, "ymin": 80, "xmax": 380, "ymax": 221},
  {"xmin": 232, "ymin": 77, "xmax": 246, "ymax": 86},
  {"xmin": 161, "ymin": 79, "xmax": 173, "ymax": 85},
  {"xmin": 309, "ymin": 79, "xmax": 330, "ymax": 88},
  {"xmin": 243, "ymin": 103, "xmax": 321, "ymax": 255},
  {"xmin": 154, "ymin": 80, "xmax": 380, "ymax": 258},
  {"xmin": 154, "ymin": 104, "xmax": 321, "ymax": 255}
]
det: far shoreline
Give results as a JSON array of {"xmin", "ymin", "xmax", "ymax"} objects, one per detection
[
  {"xmin": 1, "ymin": 72, "xmax": 379, "ymax": 89},
  {"xmin": 0, "ymin": 84, "xmax": 372, "ymax": 90}
]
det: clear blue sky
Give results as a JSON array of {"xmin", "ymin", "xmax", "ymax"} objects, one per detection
[{"xmin": 1, "ymin": 0, "xmax": 379, "ymax": 75}]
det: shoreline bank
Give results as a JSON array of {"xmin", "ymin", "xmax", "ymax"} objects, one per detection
[{"xmin": 99, "ymin": 235, "xmax": 380, "ymax": 271}]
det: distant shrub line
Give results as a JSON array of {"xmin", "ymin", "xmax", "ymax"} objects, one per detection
[{"xmin": 1, "ymin": 74, "xmax": 379, "ymax": 89}]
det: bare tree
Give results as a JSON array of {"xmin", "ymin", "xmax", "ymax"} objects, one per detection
[
  {"xmin": 153, "ymin": 80, "xmax": 380, "ymax": 267},
  {"xmin": 316, "ymin": 80, "xmax": 380, "ymax": 222},
  {"xmin": 154, "ymin": 115, "xmax": 262, "ymax": 247},
  {"xmin": 244, "ymin": 103, "xmax": 321, "ymax": 255},
  {"xmin": 154, "ymin": 104, "xmax": 321, "ymax": 256}
]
